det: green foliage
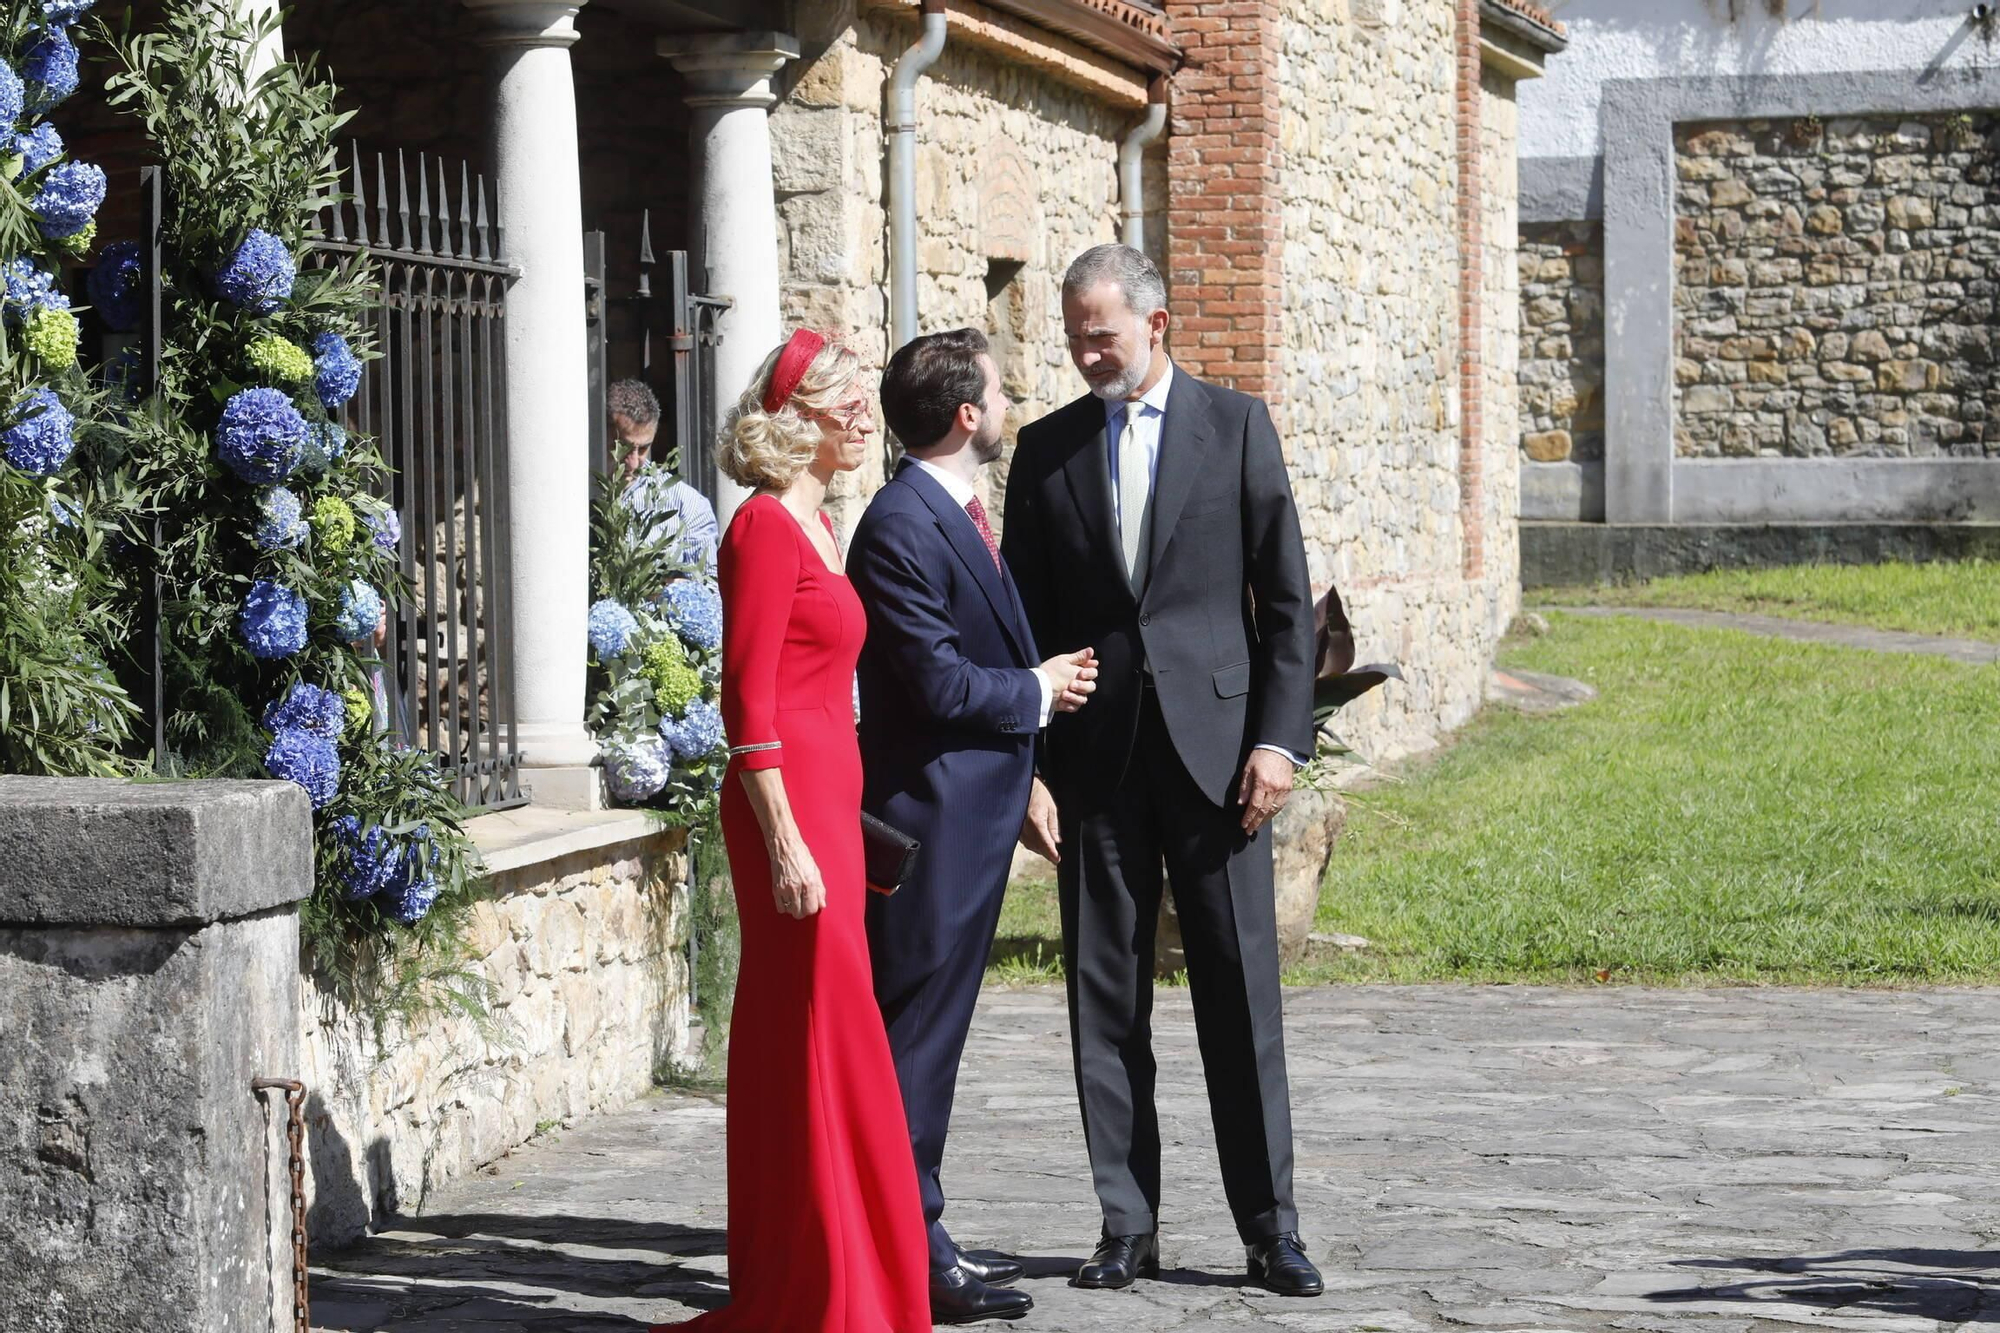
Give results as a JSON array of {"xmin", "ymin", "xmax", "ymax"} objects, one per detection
[
  {"xmin": 0, "ymin": 3, "xmax": 139, "ymax": 776},
  {"xmin": 587, "ymin": 470, "xmax": 726, "ymax": 823},
  {"xmin": 0, "ymin": 476, "xmax": 139, "ymax": 775},
  {"xmin": 90, "ymin": 0, "xmax": 486, "ymax": 1025}
]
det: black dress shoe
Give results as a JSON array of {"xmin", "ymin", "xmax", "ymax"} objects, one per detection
[
  {"xmin": 931, "ymin": 1264, "xmax": 1034, "ymax": 1324},
  {"xmin": 1246, "ymin": 1232, "xmax": 1324, "ymax": 1296},
  {"xmin": 1074, "ymin": 1231, "xmax": 1159, "ymax": 1289},
  {"xmin": 954, "ymin": 1245, "xmax": 1025, "ymax": 1287}
]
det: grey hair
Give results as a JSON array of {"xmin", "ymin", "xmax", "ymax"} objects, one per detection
[{"xmin": 1062, "ymin": 243, "xmax": 1167, "ymax": 315}]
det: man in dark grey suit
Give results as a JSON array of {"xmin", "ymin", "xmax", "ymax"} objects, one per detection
[{"xmin": 1001, "ymin": 243, "xmax": 1323, "ymax": 1297}]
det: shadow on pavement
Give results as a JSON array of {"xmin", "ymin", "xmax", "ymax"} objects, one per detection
[
  {"xmin": 1649, "ymin": 1249, "xmax": 2000, "ymax": 1324},
  {"xmin": 310, "ymin": 1212, "xmax": 731, "ymax": 1329}
]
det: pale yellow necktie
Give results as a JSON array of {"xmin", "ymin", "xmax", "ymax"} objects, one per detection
[{"xmin": 1117, "ymin": 409, "xmax": 1148, "ymax": 580}]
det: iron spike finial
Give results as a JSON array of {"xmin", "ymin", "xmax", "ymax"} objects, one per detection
[
  {"xmin": 396, "ymin": 148, "xmax": 414, "ymax": 253},
  {"xmin": 349, "ymin": 141, "xmax": 368, "ymax": 246},
  {"xmin": 474, "ymin": 173, "xmax": 493, "ymax": 263}
]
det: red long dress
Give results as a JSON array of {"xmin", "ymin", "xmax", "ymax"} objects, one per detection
[{"xmin": 661, "ymin": 494, "xmax": 930, "ymax": 1333}]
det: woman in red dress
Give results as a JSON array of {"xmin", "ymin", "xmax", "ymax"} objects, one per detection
[{"xmin": 657, "ymin": 329, "xmax": 930, "ymax": 1333}]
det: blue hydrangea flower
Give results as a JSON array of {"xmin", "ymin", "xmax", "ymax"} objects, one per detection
[
  {"xmin": 331, "ymin": 816, "xmax": 399, "ymax": 900},
  {"xmin": 604, "ymin": 738, "xmax": 673, "ymax": 802},
  {"xmin": 23, "ymin": 29, "xmax": 78, "ymax": 112},
  {"xmin": 366, "ymin": 507, "xmax": 401, "ymax": 552},
  {"xmin": 253, "ymin": 486, "xmax": 306, "ymax": 550},
  {"xmin": 658, "ymin": 579, "xmax": 722, "ymax": 652},
  {"xmin": 263, "ymin": 728, "xmax": 340, "ymax": 808},
  {"xmin": 15, "ymin": 122, "xmax": 61, "ymax": 174},
  {"xmin": 216, "ymin": 229, "xmax": 295, "ymax": 312},
  {"xmin": 48, "ymin": 493, "xmax": 77, "ymax": 527},
  {"xmin": 587, "ymin": 597, "xmax": 638, "ymax": 657},
  {"xmin": 384, "ymin": 827, "xmax": 441, "ymax": 923},
  {"xmin": 239, "ymin": 579, "xmax": 308, "ymax": 660},
  {"xmin": 32, "ymin": 160, "xmax": 105, "ymax": 240},
  {"xmin": 335, "ymin": 579, "xmax": 384, "ymax": 643},
  {"xmin": 215, "ymin": 387, "xmax": 308, "ymax": 484},
  {"xmin": 312, "ymin": 332, "xmax": 361, "ymax": 411},
  {"xmin": 4, "ymin": 257, "xmax": 68, "ymax": 318},
  {"xmin": 297, "ymin": 419, "xmax": 346, "ymax": 475},
  {"xmin": 0, "ymin": 60, "xmax": 22, "ymax": 128},
  {"xmin": 87, "ymin": 239, "xmax": 141, "ymax": 332},
  {"xmin": 2, "ymin": 387, "xmax": 74, "ymax": 476},
  {"xmin": 262, "ymin": 681, "xmax": 345, "ymax": 739},
  {"xmin": 43, "ymin": 0, "xmax": 95, "ymax": 25},
  {"xmin": 658, "ymin": 696, "xmax": 723, "ymax": 761}
]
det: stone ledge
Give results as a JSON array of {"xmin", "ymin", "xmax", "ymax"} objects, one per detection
[
  {"xmin": 469, "ymin": 803, "xmax": 687, "ymax": 880},
  {"xmin": 0, "ymin": 776, "xmax": 313, "ymax": 928}
]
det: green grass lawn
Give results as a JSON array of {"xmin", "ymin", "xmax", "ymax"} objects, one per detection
[
  {"xmin": 1537, "ymin": 558, "xmax": 2000, "ymax": 641},
  {"xmin": 990, "ymin": 608, "xmax": 2000, "ymax": 987}
]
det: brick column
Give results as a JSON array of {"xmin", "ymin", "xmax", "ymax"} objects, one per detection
[
  {"xmin": 1455, "ymin": 0, "xmax": 1486, "ymax": 578},
  {"xmin": 1160, "ymin": 0, "xmax": 1284, "ymax": 409}
]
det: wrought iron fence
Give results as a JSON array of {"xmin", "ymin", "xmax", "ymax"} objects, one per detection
[
  {"xmin": 584, "ymin": 212, "xmax": 730, "ymax": 507},
  {"xmin": 309, "ymin": 145, "xmax": 525, "ymax": 811}
]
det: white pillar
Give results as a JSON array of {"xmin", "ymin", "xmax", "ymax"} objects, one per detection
[
  {"xmin": 658, "ymin": 31, "xmax": 799, "ymax": 529},
  {"xmin": 464, "ymin": 0, "xmax": 599, "ymax": 793}
]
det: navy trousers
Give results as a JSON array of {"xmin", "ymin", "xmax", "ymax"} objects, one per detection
[{"xmin": 877, "ymin": 882, "xmax": 1011, "ymax": 1271}]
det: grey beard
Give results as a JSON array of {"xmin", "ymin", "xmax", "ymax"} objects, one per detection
[{"xmin": 1087, "ymin": 350, "xmax": 1151, "ymax": 402}]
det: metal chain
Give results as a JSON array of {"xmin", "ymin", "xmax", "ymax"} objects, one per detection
[{"xmin": 253, "ymin": 1077, "xmax": 310, "ymax": 1333}]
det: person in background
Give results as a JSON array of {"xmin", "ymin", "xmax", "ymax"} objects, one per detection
[{"xmin": 610, "ymin": 378, "xmax": 719, "ymax": 578}]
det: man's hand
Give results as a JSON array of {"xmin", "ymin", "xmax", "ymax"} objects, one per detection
[
  {"xmin": 1234, "ymin": 748, "xmax": 1296, "ymax": 837},
  {"xmin": 1040, "ymin": 647, "xmax": 1098, "ymax": 713},
  {"xmin": 1020, "ymin": 775, "xmax": 1062, "ymax": 864}
]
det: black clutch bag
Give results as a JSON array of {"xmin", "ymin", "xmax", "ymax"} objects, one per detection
[{"xmin": 861, "ymin": 812, "xmax": 919, "ymax": 896}]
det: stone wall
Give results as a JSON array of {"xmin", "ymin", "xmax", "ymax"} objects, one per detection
[
  {"xmin": 302, "ymin": 827, "xmax": 692, "ymax": 1246},
  {"xmin": 775, "ymin": 1, "xmax": 1149, "ymax": 538},
  {"xmin": 1277, "ymin": 0, "xmax": 1513, "ymax": 761},
  {"xmin": 1517, "ymin": 219, "xmax": 1604, "ymax": 463},
  {"xmin": 1673, "ymin": 112, "xmax": 2000, "ymax": 459}
]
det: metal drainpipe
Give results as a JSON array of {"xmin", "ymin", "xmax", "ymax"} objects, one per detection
[
  {"xmin": 890, "ymin": 0, "xmax": 948, "ymax": 353},
  {"xmin": 1119, "ymin": 76, "xmax": 1169, "ymax": 251}
]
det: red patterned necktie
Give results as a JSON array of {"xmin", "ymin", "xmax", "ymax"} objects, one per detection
[{"xmin": 964, "ymin": 494, "xmax": 1003, "ymax": 573}]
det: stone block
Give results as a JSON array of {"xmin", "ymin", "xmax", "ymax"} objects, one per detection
[
  {"xmin": 1851, "ymin": 330, "xmax": 1893, "ymax": 362},
  {"xmin": 0, "ymin": 777, "xmax": 312, "ymax": 927},
  {"xmin": 1710, "ymin": 178, "xmax": 1755, "ymax": 208},
  {"xmin": 1880, "ymin": 359, "xmax": 1941, "ymax": 392},
  {"xmin": 0, "ymin": 779, "xmax": 311, "ymax": 1332},
  {"xmin": 1805, "ymin": 205, "xmax": 1844, "ymax": 235},
  {"xmin": 1523, "ymin": 430, "xmax": 1572, "ymax": 462}
]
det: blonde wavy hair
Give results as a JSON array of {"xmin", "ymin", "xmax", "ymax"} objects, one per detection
[{"xmin": 719, "ymin": 334, "xmax": 868, "ymax": 491}]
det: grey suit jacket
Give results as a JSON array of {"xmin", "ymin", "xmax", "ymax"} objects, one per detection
[{"xmin": 1002, "ymin": 368, "xmax": 1316, "ymax": 808}]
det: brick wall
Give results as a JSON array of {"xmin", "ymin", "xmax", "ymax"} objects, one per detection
[{"xmin": 1159, "ymin": 0, "xmax": 1285, "ymax": 408}]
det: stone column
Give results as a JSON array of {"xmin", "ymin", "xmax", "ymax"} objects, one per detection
[
  {"xmin": 463, "ymin": 0, "xmax": 600, "ymax": 803},
  {"xmin": 658, "ymin": 31, "xmax": 800, "ymax": 528},
  {"xmin": 0, "ymin": 777, "xmax": 313, "ymax": 1332}
]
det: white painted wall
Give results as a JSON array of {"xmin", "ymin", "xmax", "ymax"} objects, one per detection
[{"xmin": 1521, "ymin": 0, "xmax": 2000, "ymax": 160}]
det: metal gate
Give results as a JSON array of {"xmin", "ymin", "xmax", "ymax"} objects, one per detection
[
  {"xmin": 585, "ymin": 214, "xmax": 730, "ymax": 504},
  {"xmin": 312, "ymin": 146, "xmax": 524, "ymax": 811}
]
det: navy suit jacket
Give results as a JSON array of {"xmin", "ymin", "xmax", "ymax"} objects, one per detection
[{"xmin": 851, "ymin": 461, "xmax": 1042, "ymax": 1001}]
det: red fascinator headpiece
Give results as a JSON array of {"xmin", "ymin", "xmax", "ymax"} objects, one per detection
[{"xmin": 762, "ymin": 328, "xmax": 829, "ymax": 413}]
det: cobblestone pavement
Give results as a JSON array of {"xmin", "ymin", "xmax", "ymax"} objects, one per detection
[
  {"xmin": 1564, "ymin": 607, "xmax": 2000, "ymax": 665},
  {"xmin": 311, "ymin": 985, "xmax": 2000, "ymax": 1332}
]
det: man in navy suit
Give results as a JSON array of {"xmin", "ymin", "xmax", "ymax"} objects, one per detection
[{"xmin": 851, "ymin": 328, "xmax": 1098, "ymax": 1325}]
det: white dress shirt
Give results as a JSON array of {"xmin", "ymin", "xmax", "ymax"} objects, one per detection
[
  {"xmin": 1104, "ymin": 361, "xmax": 1306, "ymax": 770},
  {"xmin": 907, "ymin": 457, "xmax": 1056, "ymax": 729}
]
